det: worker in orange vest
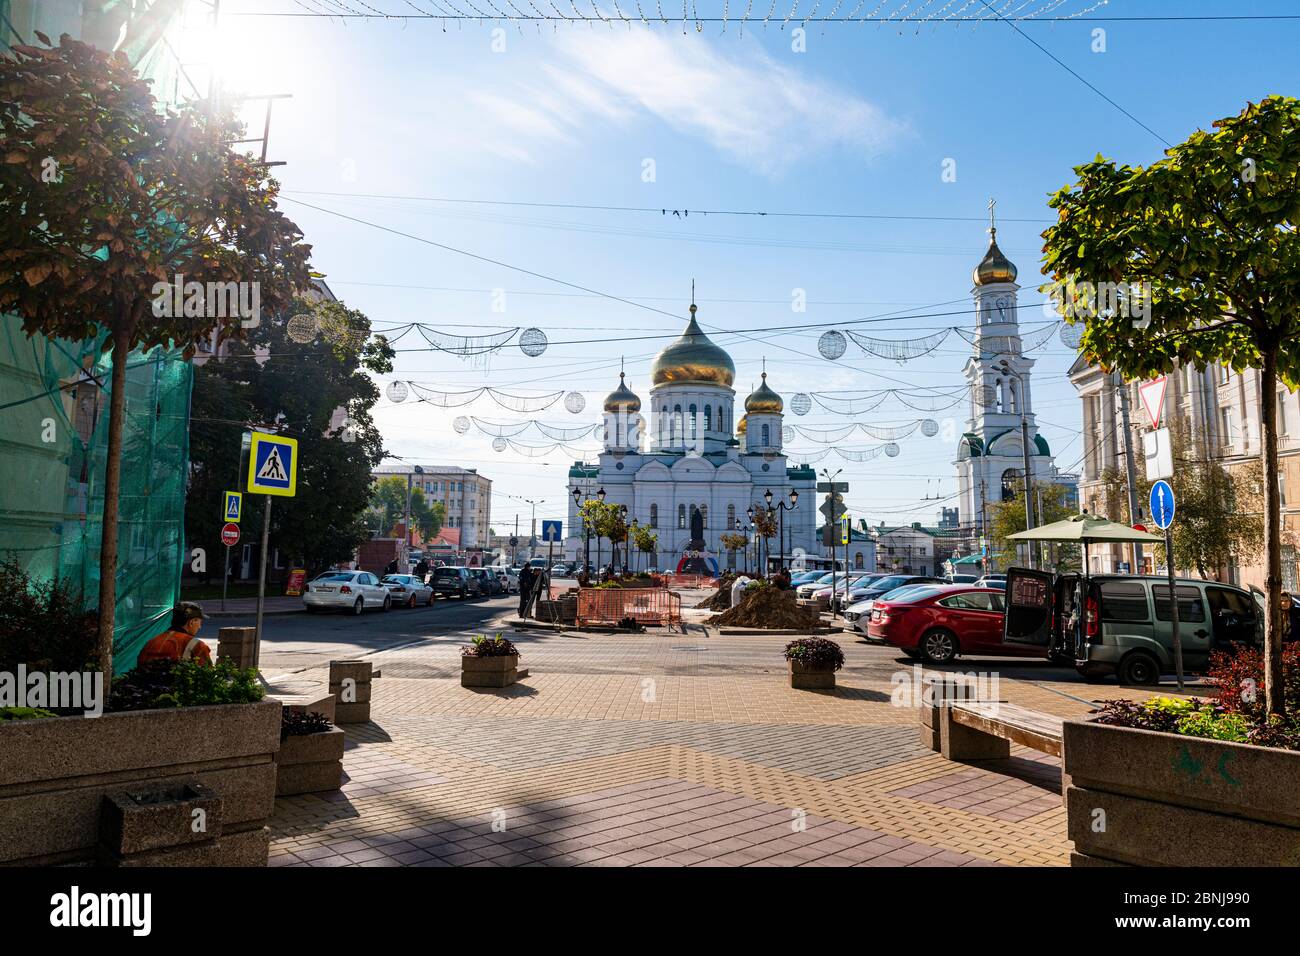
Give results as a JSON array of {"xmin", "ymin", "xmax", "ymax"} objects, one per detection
[{"xmin": 138, "ymin": 602, "xmax": 213, "ymax": 666}]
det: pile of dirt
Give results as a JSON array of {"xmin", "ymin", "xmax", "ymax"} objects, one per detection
[
  {"xmin": 707, "ymin": 584, "xmax": 820, "ymax": 629},
  {"xmin": 694, "ymin": 573, "xmax": 740, "ymax": 610}
]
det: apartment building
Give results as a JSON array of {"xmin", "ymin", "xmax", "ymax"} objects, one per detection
[
  {"xmin": 372, "ymin": 465, "xmax": 493, "ymax": 550},
  {"xmin": 1069, "ymin": 354, "xmax": 1300, "ymax": 589}
]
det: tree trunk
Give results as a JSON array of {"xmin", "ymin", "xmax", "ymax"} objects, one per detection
[
  {"xmin": 1260, "ymin": 345, "xmax": 1286, "ymax": 717},
  {"xmin": 96, "ymin": 326, "xmax": 132, "ymax": 682}
]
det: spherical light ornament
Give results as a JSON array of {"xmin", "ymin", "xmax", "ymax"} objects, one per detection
[
  {"xmin": 790, "ymin": 392, "xmax": 812, "ymax": 416},
  {"xmin": 1059, "ymin": 321, "xmax": 1084, "ymax": 350},
  {"xmin": 921, "ymin": 419, "xmax": 940, "ymax": 438},
  {"xmin": 492, "ymin": 437, "xmax": 508, "ymax": 452},
  {"xmin": 782, "ymin": 426, "xmax": 795, "ymax": 443},
  {"xmin": 287, "ymin": 313, "xmax": 319, "ymax": 344},
  {"xmin": 818, "ymin": 330, "xmax": 847, "ymax": 361},
  {"xmin": 884, "ymin": 442, "xmax": 901, "ymax": 458},
  {"xmin": 386, "ymin": 381, "xmax": 409, "ymax": 403},
  {"xmin": 453, "ymin": 416, "xmax": 471, "ymax": 435},
  {"xmin": 519, "ymin": 327, "xmax": 548, "ymax": 357},
  {"xmin": 564, "ymin": 391, "xmax": 586, "ymax": 415},
  {"xmin": 320, "ymin": 313, "xmax": 365, "ymax": 349}
]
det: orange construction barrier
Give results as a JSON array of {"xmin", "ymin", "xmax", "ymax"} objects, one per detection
[
  {"xmin": 576, "ymin": 588, "xmax": 682, "ymax": 629},
  {"xmin": 663, "ymin": 574, "xmax": 717, "ymax": 590}
]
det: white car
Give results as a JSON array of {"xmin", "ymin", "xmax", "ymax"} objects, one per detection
[
  {"xmin": 304, "ymin": 570, "xmax": 392, "ymax": 614},
  {"xmin": 974, "ymin": 575, "xmax": 1007, "ymax": 589},
  {"xmin": 380, "ymin": 573, "xmax": 435, "ymax": 607},
  {"xmin": 496, "ymin": 568, "xmax": 520, "ymax": 593}
]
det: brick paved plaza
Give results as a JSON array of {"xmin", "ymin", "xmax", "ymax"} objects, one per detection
[{"xmin": 261, "ymin": 598, "xmax": 1174, "ymax": 867}]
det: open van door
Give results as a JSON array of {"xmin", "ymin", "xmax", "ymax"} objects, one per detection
[{"xmin": 1003, "ymin": 567, "xmax": 1056, "ymax": 654}]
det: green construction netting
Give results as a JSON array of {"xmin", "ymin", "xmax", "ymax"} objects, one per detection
[{"xmin": 0, "ymin": 316, "xmax": 193, "ymax": 674}]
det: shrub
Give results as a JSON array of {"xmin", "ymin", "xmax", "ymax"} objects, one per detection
[
  {"xmin": 1091, "ymin": 694, "xmax": 1300, "ymax": 751},
  {"xmin": 784, "ymin": 637, "xmax": 844, "ymax": 671},
  {"xmin": 108, "ymin": 659, "xmax": 264, "ymax": 711},
  {"xmin": 1208, "ymin": 645, "xmax": 1300, "ymax": 719},
  {"xmin": 281, "ymin": 710, "xmax": 333, "ymax": 740},
  {"xmin": 463, "ymin": 633, "xmax": 518, "ymax": 658},
  {"xmin": 0, "ymin": 557, "xmax": 98, "ymax": 673},
  {"xmin": 0, "ymin": 706, "xmax": 58, "ymax": 721}
]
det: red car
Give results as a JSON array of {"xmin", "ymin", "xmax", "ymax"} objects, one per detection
[{"xmin": 866, "ymin": 585, "xmax": 1045, "ymax": 664}]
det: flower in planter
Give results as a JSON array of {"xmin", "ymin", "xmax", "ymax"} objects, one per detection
[
  {"xmin": 281, "ymin": 710, "xmax": 334, "ymax": 741},
  {"xmin": 783, "ymin": 637, "xmax": 844, "ymax": 671},
  {"xmin": 462, "ymin": 633, "xmax": 519, "ymax": 658},
  {"xmin": 1091, "ymin": 696, "xmax": 1300, "ymax": 751},
  {"xmin": 108, "ymin": 659, "xmax": 263, "ymax": 712}
]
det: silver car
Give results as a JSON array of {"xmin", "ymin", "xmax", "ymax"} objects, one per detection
[
  {"xmin": 381, "ymin": 573, "xmax": 435, "ymax": 608},
  {"xmin": 304, "ymin": 570, "xmax": 392, "ymax": 614}
]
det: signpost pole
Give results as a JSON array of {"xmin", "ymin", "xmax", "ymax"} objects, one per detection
[
  {"xmin": 254, "ymin": 496, "xmax": 272, "ymax": 673},
  {"xmin": 222, "ymin": 545, "xmax": 230, "ymax": 612},
  {"xmin": 1167, "ymin": 525, "xmax": 1183, "ymax": 692}
]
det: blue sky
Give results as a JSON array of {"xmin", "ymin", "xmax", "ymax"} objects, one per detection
[{"xmin": 179, "ymin": 1, "xmax": 1300, "ymax": 533}]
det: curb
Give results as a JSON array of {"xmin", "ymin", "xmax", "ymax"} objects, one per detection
[
  {"xmin": 717, "ymin": 626, "xmax": 840, "ymax": 636},
  {"xmin": 205, "ymin": 607, "xmax": 306, "ymax": 619}
]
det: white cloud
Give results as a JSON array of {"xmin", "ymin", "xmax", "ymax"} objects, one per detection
[{"xmin": 458, "ymin": 30, "xmax": 905, "ymax": 174}]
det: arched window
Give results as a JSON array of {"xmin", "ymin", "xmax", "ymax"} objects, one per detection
[
  {"xmin": 995, "ymin": 379, "xmax": 1005, "ymax": 413},
  {"xmin": 1008, "ymin": 379, "xmax": 1018, "ymax": 414},
  {"xmin": 855, "ymin": 552, "xmax": 864, "ymax": 569},
  {"xmin": 649, "ymin": 503, "xmax": 658, "ymax": 528},
  {"xmin": 678, "ymin": 504, "xmax": 686, "ymax": 529},
  {"xmin": 689, "ymin": 404, "xmax": 698, "ymax": 440},
  {"xmin": 660, "ymin": 405, "xmax": 667, "ymax": 443},
  {"xmin": 727, "ymin": 504, "xmax": 736, "ymax": 529},
  {"xmin": 1001, "ymin": 468, "xmax": 1020, "ymax": 501},
  {"xmin": 762, "ymin": 424, "xmax": 770, "ymax": 446},
  {"xmin": 672, "ymin": 404, "xmax": 682, "ymax": 444},
  {"xmin": 704, "ymin": 404, "xmax": 712, "ymax": 432},
  {"xmin": 700, "ymin": 505, "xmax": 707, "ymax": 528}
]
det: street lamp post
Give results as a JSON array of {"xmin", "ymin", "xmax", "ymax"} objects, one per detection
[
  {"xmin": 765, "ymin": 487, "xmax": 799, "ymax": 570},
  {"xmin": 996, "ymin": 360, "xmax": 1036, "ymax": 569},
  {"xmin": 820, "ymin": 467, "xmax": 844, "ymax": 616},
  {"xmin": 572, "ymin": 486, "xmax": 593, "ymax": 574},
  {"xmin": 402, "ymin": 465, "xmax": 425, "ymax": 568}
]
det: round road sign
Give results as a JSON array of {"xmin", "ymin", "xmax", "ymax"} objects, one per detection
[{"xmin": 221, "ymin": 523, "xmax": 241, "ymax": 547}]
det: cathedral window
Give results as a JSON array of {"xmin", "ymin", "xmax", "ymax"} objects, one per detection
[
  {"xmin": 704, "ymin": 404, "xmax": 712, "ymax": 432},
  {"xmin": 727, "ymin": 504, "xmax": 736, "ymax": 528},
  {"xmin": 700, "ymin": 505, "xmax": 708, "ymax": 528},
  {"xmin": 673, "ymin": 405, "xmax": 682, "ymax": 444},
  {"xmin": 689, "ymin": 404, "xmax": 698, "ymax": 440},
  {"xmin": 678, "ymin": 504, "xmax": 686, "ymax": 529},
  {"xmin": 762, "ymin": 424, "xmax": 770, "ymax": 446},
  {"xmin": 649, "ymin": 504, "xmax": 658, "ymax": 528},
  {"xmin": 1001, "ymin": 469, "xmax": 1019, "ymax": 501}
]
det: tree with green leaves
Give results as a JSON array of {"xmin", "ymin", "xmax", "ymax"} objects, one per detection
[
  {"xmin": 188, "ymin": 298, "xmax": 394, "ymax": 579},
  {"xmin": 988, "ymin": 480, "xmax": 1079, "ymax": 572},
  {"xmin": 751, "ymin": 503, "xmax": 778, "ymax": 572},
  {"xmin": 367, "ymin": 475, "xmax": 445, "ymax": 544},
  {"xmin": 1042, "ymin": 95, "xmax": 1300, "ymax": 714},
  {"xmin": 0, "ymin": 35, "xmax": 312, "ymax": 677},
  {"xmin": 630, "ymin": 523, "xmax": 658, "ymax": 571}
]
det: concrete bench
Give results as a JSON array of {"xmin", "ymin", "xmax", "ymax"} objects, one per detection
[{"xmin": 918, "ymin": 676, "xmax": 1063, "ymax": 761}]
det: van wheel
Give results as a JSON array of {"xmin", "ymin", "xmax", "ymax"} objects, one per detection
[
  {"xmin": 352, "ymin": 597, "xmax": 364, "ymax": 616},
  {"xmin": 1118, "ymin": 652, "xmax": 1160, "ymax": 686},
  {"xmin": 920, "ymin": 629, "xmax": 958, "ymax": 664}
]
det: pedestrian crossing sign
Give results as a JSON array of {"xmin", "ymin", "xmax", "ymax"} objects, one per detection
[
  {"xmin": 223, "ymin": 490, "xmax": 242, "ymax": 523},
  {"xmin": 247, "ymin": 433, "xmax": 298, "ymax": 497}
]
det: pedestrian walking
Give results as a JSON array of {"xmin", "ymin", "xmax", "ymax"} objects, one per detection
[{"xmin": 518, "ymin": 564, "xmax": 535, "ymax": 618}]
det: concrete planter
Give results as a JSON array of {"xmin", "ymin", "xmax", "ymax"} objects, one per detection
[
  {"xmin": 0, "ymin": 699, "xmax": 281, "ymax": 866},
  {"xmin": 461, "ymin": 654, "xmax": 520, "ymax": 688},
  {"xmin": 330, "ymin": 660, "xmax": 374, "ymax": 724},
  {"xmin": 788, "ymin": 660, "xmax": 836, "ymax": 690},
  {"xmin": 276, "ymin": 727, "xmax": 346, "ymax": 796},
  {"xmin": 1063, "ymin": 718, "xmax": 1300, "ymax": 867}
]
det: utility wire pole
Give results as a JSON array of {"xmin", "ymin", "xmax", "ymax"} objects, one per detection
[{"xmin": 1117, "ymin": 378, "xmax": 1144, "ymax": 573}]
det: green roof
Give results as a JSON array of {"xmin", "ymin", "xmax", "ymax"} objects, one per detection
[
  {"xmin": 567, "ymin": 463, "xmax": 599, "ymax": 479},
  {"xmin": 787, "ymin": 465, "xmax": 816, "ymax": 479},
  {"xmin": 1035, "ymin": 433, "xmax": 1051, "ymax": 456},
  {"xmin": 959, "ymin": 433, "xmax": 983, "ymax": 458}
]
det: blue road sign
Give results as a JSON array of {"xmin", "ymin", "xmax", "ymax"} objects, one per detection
[
  {"xmin": 224, "ymin": 490, "xmax": 242, "ymax": 523},
  {"xmin": 541, "ymin": 520, "xmax": 562, "ymax": 542},
  {"xmin": 247, "ymin": 433, "xmax": 298, "ymax": 497},
  {"xmin": 1150, "ymin": 479, "xmax": 1176, "ymax": 530}
]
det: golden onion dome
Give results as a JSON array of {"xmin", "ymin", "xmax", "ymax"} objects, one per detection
[
  {"xmin": 651, "ymin": 304, "xmax": 736, "ymax": 388},
  {"xmin": 603, "ymin": 372, "xmax": 641, "ymax": 413},
  {"xmin": 744, "ymin": 372, "xmax": 783, "ymax": 415},
  {"xmin": 973, "ymin": 228, "xmax": 1018, "ymax": 286},
  {"xmin": 737, "ymin": 413, "xmax": 748, "ymax": 436}
]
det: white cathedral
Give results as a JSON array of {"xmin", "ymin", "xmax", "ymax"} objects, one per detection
[
  {"xmin": 954, "ymin": 220, "xmax": 1060, "ymax": 536},
  {"xmin": 564, "ymin": 303, "xmax": 818, "ymax": 573}
]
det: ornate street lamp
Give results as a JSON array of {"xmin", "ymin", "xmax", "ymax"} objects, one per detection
[{"xmin": 767, "ymin": 487, "xmax": 799, "ymax": 571}]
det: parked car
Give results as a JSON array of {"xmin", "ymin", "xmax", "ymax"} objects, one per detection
[
  {"xmin": 948, "ymin": 573, "xmax": 981, "ymax": 585},
  {"xmin": 550, "ymin": 564, "xmax": 570, "ymax": 577},
  {"xmin": 380, "ymin": 573, "xmax": 435, "ymax": 608},
  {"xmin": 1002, "ymin": 569, "xmax": 1265, "ymax": 685},
  {"xmin": 303, "ymin": 570, "xmax": 392, "ymax": 615},
  {"xmin": 803, "ymin": 572, "xmax": 880, "ymax": 611},
  {"xmin": 797, "ymin": 571, "xmax": 875, "ymax": 606},
  {"xmin": 829, "ymin": 573, "xmax": 890, "ymax": 612},
  {"xmin": 841, "ymin": 574, "xmax": 947, "ymax": 612},
  {"xmin": 974, "ymin": 574, "xmax": 1007, "ymax": 589},
  {"xmin": 496, "ymin": 568, "xmax": 520, "ymax": 593},
  {"xmin": 867, "ymin": 585, "xmax": 1039, "ymax": 664},
  {"xmin": 467, "ymin": 567, "xmax": 503, "ymax": 596},
  {"xmin": 844, "ymin": 583, "xmax": 944, "ymax": 636},
  {"xmin": 430, "ymin": 566, "xmax": 479, "ymax": 600}
]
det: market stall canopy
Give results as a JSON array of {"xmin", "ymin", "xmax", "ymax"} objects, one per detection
[{"xmin": 1006, "ymin": 514, "xmax": 1163, "ymax": 544}]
